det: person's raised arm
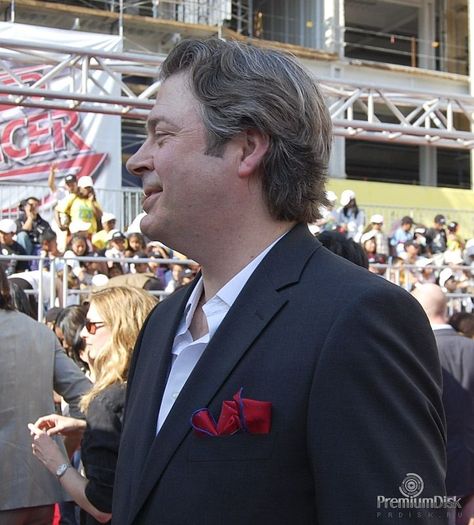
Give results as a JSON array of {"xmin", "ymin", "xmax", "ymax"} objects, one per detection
[
  {"xmin": 52, "ymin": 337, "xmax": 92, "ymax": 419},
  {"xmin": 48, "ymin": 164, "xmax": 58, "ymax": 194}
]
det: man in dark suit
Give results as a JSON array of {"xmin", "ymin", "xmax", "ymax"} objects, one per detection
[
  {"xmin": 412, "ymin": 283, "xmax": 474, "ymax": 523},
  {"xmin": 112, "ymin": 39, "xmax": 447, "ymax": 524}
]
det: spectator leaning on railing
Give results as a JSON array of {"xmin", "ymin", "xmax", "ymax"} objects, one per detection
[
  {"xmin": 333, "ymin": 189, "xmax": 365, "ymax": 242},
  {"xmin": 426, "ymin": 214, "xmax": 448, "ymax": 257},
  {"xmin": 91, "ymin": 212, "xmax": 116, "ymax": 252}
]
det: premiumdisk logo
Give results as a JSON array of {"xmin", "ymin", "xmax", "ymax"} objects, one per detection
[
  {"xmin": 398, "ymin": 473, "xmax": 424, "ymax": 498},
  {"xmin": 377, "ymin": 473, "xmax": 461, "ymax": 511}
]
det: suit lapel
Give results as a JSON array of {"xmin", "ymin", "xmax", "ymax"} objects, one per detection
[
  {"xmin": 123, "ymin": 282, "xmax": 195, "ymax": 505},
  {"xmin": 128, "ymin": 224, "xmax": 320, "ymax": 522}
]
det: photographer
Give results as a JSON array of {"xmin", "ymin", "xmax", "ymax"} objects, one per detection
[{"xmin": 15, "ymin": 196, "xmax": 51, "ymax": 259}]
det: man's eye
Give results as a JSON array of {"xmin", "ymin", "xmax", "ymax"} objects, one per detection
[{"xmin": 154, "ymin": 132, "xmax": 168, "ymax": 144}]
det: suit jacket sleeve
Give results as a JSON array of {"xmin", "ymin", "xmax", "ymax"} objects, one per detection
[
  {"xmin": 308, "ymin": 284, "xmax": 446, "ymax": 523},
  {"xmin": 53, "ymin": 340, "xmax": 92, "ymax": 418}
]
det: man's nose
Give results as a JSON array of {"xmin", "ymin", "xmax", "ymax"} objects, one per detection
[{"xmin": 126, "ymin": 142, "xmax": 153, "ymax": 178}]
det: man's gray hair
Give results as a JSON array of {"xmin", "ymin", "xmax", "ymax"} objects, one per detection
[{"xmin": 160, "ymin": 39, "xmax": 332, "ymax": 223}]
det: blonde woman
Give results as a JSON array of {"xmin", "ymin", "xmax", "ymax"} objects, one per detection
[{"xmin": 29, "ymin": 286, "xmax": 157, "ymax": 524}]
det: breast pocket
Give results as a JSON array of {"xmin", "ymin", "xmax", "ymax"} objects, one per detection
[{"xmin": 188, "ymin": 432, "xmax": 275, "ymax": 462}]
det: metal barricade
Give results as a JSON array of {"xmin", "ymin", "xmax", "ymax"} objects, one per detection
[
  {"xmin": 2, "ymin": 253, "xmax": 473, "ymax": 320},
  {"xmin": 0, "ymin": 253, "xmax": 196, "ymax": 321},
  {"xmin": 369, "ymin": 262, "xmax": 473, "ymax": 313}
]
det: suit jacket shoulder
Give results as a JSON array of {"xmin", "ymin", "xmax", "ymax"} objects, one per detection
[{"xmin": 434, "ymin": 327, "xmax": 474, "ymax": 392}]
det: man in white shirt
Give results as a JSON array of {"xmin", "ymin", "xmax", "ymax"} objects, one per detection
[{"xmin": 112, "ymin": 39, "xmax": 446, "ymax": 525}]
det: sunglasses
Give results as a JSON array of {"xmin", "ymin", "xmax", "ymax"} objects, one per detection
[{"xmin": 84, "ymin": 320, "xmax": 106, "ymax": 335}]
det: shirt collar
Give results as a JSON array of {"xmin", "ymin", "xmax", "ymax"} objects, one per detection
[
  {"xmin": 179, "ymin": 232, "xmax": 286, "ymax": 332},
  {"xmin": 178, "ymin": 278, "xmax": 204, "ymax": 336},
  {"xmin": 214, "ymin": 237, "xmax": 281, "ymax": 308},
  {"xmin": 431, "ymin": 323, "xmax": 453, "ymax": 330}
]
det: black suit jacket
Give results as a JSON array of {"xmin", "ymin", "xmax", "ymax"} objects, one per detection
[
  {"xmin": 434, "ymin": 327, "xmax": 474, "ymax": 496},
  {"xmin": 113, "ymin": 224, "xmax": 446, "ymax": 525}
]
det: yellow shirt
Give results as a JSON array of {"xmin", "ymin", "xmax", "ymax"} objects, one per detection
[
  {"xmin": 91, "ymin": 229, "xmax": 110, "ymax": 251},
  {"xmin": 57, "ymin": 194, "xmax": 102, "ymax": 234}
]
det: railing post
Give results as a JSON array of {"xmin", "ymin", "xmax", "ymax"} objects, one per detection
[
  {"xmin": 119, "ymin": 0, "xmax": 124, "ymax": 38},
  {"xmin": 248, "ymin": 0, "xmax": 253, "ymax": 37},
  {"xmin": 49, "ymin": 257, "xmax": 56, "ymax": 309},
  {"xmin": 411, "ymin": 37, "xmax": 417, "ymax": 68},
  {"xmin": 236, "ymin": 0, "xmax": 242, "ymax": 34},
  {"xmin": 62, "ymin": 261, "xmax": 69, "ymax": 307},
  {"xmin": 37, "ymin": 257, "xmax": 44, "ymax": 323}
]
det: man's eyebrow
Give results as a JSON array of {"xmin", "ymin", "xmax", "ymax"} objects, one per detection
[{"xmin": 146, "ymin": 116, "xmax": 177, "ymax": 133}]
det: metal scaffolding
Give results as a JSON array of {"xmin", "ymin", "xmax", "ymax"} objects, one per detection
[
  {"xmin": 0, "ymin": 37, "xmax": 473, "ymax": 149},
  {"xmin": 321, "ymin": 78, "xmax": 474, "ymax": 150},
  {"xmin": 0, "ymin": 37, "xmax": 159, "ymax": 118}
]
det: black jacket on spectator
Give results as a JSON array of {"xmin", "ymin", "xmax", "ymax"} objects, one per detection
[
  {"xmin": 15, "ymin": 212, "xmax": 50, "ymax": 246},
  {"xmin": 0, "ymin": 240, "xmax": 29, "ymax": 275},
  {"xmin": 81, "ymin": 382, "xmax": 125, "ymax": 524},
  {"xmin": 425, "ymin": 227, "xmax": 447, "ymax": 254},
  {"xmin": 434, "ymin": 327, "xmax": 474, "ymax": 496}
]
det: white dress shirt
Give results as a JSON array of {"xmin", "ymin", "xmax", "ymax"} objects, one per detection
[
  {"xmin": 431, "ymin": 323, "xmax": 453, "ymax": 331},
  {"xmin": 156, "ymin": 236, "xmax": 283, "ymax": 432}
]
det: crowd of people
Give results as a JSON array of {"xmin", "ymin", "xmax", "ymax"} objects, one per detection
[
  {"xmin": 1, "ymin": 181, "xmax": 473, "ymax": 315},
  {"xmin": 310, "ymin": 188, "xmax": 474, "ymax": 300},
  {"xmin": 0, "ymin": 168, "xmax": 200, "ymax": 311}
]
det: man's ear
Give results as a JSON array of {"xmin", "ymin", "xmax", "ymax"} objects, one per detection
[{"xmin": 237, "ymin": 129, "xmax": 269, "ymax": 179}]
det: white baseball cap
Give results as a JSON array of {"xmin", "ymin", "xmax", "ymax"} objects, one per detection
[
  {"xmin": 360, "ymin": 230, "xmax": 377, "ymax": 244},
  {"xmin": 102, "ymin": 212, "xmax": 116, "ymax": 224},
  {"xmin": 91, "ymin": 274, "xmax": 109, "ymax": 287},
  {"xmin": 370, "ymin": 214, "xmax": 384, "ymax": 224},
  {"xmin": 439, "ymin": 268, "xmax": 455, "ymax": 288},
  {"xmin": 326, "ymin": 191, "xmax": 337, "ymax": 203},
  {"xmin": 0, "ymin": 218, "xmax": 16, "ymax": 234},
  {"xmin": 340, "ymin": 190, "xmax": 356, "ymax": 207},
  {"xmin": 78, "ymin": 175, "xmax": 94, "ymax": 188}
]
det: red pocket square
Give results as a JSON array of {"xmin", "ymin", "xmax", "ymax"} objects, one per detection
[{"xmin": 191, "ymin": 388, "xmax": 271, "ymax": 437}]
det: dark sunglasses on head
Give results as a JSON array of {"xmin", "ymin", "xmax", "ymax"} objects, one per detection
[{"xmin": 84, "ymin": 320, "xmax": 106, "ymax": 335}]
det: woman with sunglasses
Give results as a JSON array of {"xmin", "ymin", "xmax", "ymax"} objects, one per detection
[{"xmin": 29, "ymin": 286, "xmax": 157, "ymax": 524}]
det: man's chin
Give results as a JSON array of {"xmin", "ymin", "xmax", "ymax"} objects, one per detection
[{"xmin": 140, "ymin": 214, "xmax": 166, "ymax": 243}]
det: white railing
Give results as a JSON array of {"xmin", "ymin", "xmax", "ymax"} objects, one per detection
[
  {"xmin": 2, "ymin": 254, "xmax": 472, "ymax": 321},
  {"xmin": 370, "ymin": 262, "xmax": 473, "ymax": 315},
  {"xmin": 1, "ymin": 253, "xmax": 196, "ymax": 321}
]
